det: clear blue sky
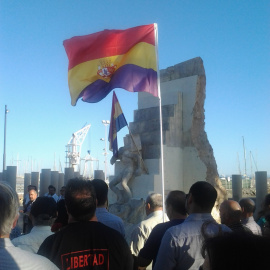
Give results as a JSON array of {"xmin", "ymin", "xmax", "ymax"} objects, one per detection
[{"xmin": 0, "ymin": 1, "xmax": 269, "ymax": 177}]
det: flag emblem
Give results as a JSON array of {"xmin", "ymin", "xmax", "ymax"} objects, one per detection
[{"xmin": 97, "ymin": 59, "xmax": 117, "ymax": 78}]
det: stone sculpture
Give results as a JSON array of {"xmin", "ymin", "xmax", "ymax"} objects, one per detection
[{"xmin": 109, "ymin": 146, "xmax": 143, "ymax": 204}]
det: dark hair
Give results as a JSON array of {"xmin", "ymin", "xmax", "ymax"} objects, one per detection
[
  {"xmin": 91, "ymin": 179, "xmax": 108, "ymax": 206},
  {"xmin": 31, "ymin": 197, "xmax": 57, "ymax": 218},
  {"xmin": 51, "ymin": 199, "xmax": 69, "ymax": 232},
  {"xmin": 28, "ymin": 185, "xmax": 37, "ymax": 191},
  {"xmin": 239, "ymin": 198, "xmax": 256, "ymax": 213},
  {"xmin": 166, "ymin": 190, "xmax": 186, "ymax": 215},
  {"xmin": 65, "ymin": 179, "xmax": 96, "ymax": 222},
  {"xmin": 201, "ymin": 233, "xmax": 270, "ymax": 270},
  {"xmin": 30, "ymin": 197, "xmax": 57, "ymax": 226},
  {"xmin": 189, "ymin": 181, "xmax": 217, "ymax": 211},
  {"xmin": 257, "ymin": 194, "xmax": 270, "ymax": 220},
  {"xmin": 48, "ymin": 185, "xmax": 56, "ymax": 191},
  {"xmin": 263, "ymin": 194, "xmax": 270, "ymax": 207}
]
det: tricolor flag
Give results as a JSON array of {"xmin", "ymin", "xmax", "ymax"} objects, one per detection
[
  {"xmin": 63, "ymin": 24, "xmax": 158, "ymax": 106},
  {"xmin": 109, "ymin": 92, "xmax": 128, "ymax": 157}
]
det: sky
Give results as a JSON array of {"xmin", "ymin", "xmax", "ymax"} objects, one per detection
[{"xmin": 0, "ymin": 0, "xmax": 269, "ymax": 178}]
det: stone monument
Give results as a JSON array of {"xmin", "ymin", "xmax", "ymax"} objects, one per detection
[{"xmin": 109, "ymin": 57, "xmax": 226, "ymax": 228}]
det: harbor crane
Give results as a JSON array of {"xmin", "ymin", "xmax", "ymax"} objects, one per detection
[{"xmin": 65, "ymin": 124, "xmax": 91, "ymax": 172}]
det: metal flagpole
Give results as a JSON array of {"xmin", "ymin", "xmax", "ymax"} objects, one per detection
[
  {"xmin": 3, "ymin": 105, "xmax": 9, "ymax": 172},
  {"xmin": 154, "ymin": 23, "xmax": 166, "ymax": 221}
]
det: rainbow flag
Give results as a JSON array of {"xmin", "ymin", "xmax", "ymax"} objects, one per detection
[
  {"xmin": 63, "ymin": 24, "xmax": 158, "ymax": 106},
  {"xmin": 109, "ymin": 92, "xmax": 128, "ymax": 157}
]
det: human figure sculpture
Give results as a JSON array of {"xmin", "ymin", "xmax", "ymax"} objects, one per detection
[{"xmin": 109, "ymin": 146, "xmax": 143, "ymax": 204}]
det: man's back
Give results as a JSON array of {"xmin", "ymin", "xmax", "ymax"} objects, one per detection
[
  {"xmin": 95, "ymin": 208, "xmax": 125, "ymax": 237},
  {"xmin": 130, "ymin": 210, "xmax": 166, "ymax": 256},
  {"xmin": 154, "ymin": 214, "xmax": 231, "ymax": 270},
  {"xmin": 38, "ymin": 221, "xmax": 133, "ymax": 270},
  {"xmin": 12, "ymin": 225, "xmax": 54, "ymax": 253},
  {"xmin": 139, "ymin": 219, "xmax": 185, "ymax": 268},
  {"xmin": 242, "ymin": 217, "xmax": 261, "ymax": 235}
]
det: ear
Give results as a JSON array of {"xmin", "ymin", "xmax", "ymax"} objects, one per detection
[
  {"xmin": 188, "ymin": 193, "xmax": 193, "ymax": 205},
  {"xmin": 166, "ymin": 204, "xmax": 172, "ymax": 217},
  {"xmin": 12, "ymin": 213, "xmax": 19, "ymax": 229},
  {"xmin": 146, "ymin": 203, "xmax": 151, "ymax": 210}
]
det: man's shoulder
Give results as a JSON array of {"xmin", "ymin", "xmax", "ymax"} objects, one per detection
[
  {"xmin": 154, "ymin": 219, "xmax": 185, "ymax": 233},
  {"xmin": 5, "ymin": 244, "xmax": 58, "ymax": 269},
  {"xmin": 97, "ymin": 209, "xmax": 123, "ymax": 223},
  {"xmin": 165, "ymin": 216, "xmax": 214, "ymax": 237},
  {"xmin": 12, "ymin": 233, "xmax": 33, "ymax": 246},
  {"xmin": 50, "ymin": 221, "xmax": 124, "ymax": 239},
  {"xmin": 142, "ymin": 212, "xmax": 163, "ymax": 225}
]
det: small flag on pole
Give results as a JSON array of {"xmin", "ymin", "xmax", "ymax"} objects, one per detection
[
  {"xmin": 63, "ymin": 24, "xmax": 158, "ymax": 106},
  {"xmin": 109, "ymin": 92, "xmax": 128, "ymax": 157}
]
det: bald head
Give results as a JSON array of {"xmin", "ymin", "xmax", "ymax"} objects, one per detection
[{"xmin": 220, "ymin": 200, "xmax": 242, "ymax": 226}]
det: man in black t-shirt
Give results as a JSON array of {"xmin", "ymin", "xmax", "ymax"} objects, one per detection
[{"xmin": 38, "ymin": 179, "xmax": 133, "ymax": 270}]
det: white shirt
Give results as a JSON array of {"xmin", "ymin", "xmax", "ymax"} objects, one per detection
[
  {"xmin": 12, "ymin": 226, "xmax": 54, "ymax": 253},
  {"xmin": 241, "ymin": 216, "xmax": 262, "ymax": 235},
  {"xmin": 0, "ymin": 238, "xmax": 58, "ymax": 270},
  {"xmin": 130, "ymin": 210, "xmax": 168, "ymax": 256}
]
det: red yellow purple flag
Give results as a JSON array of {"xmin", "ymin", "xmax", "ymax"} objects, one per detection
[
  {"xmin": 63, "ymin": 24, "xmax": 158, "ymax": 106},
  {"xmin": 109, "ymin": 92, "xmax": 128, "ymax": 157}
]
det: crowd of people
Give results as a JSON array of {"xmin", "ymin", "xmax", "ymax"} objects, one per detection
[{"xmin": 0, "ymin": 179, "xmax": 270, "ymax": 270}]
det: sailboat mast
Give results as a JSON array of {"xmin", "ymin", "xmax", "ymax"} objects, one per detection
[{"xmin": 242, "ymin": 136, "xmax": 247, "ymax": 177}]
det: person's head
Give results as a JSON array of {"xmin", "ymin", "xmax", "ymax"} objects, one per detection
[
  {"xmin": 257, "ymin": 194, "xmax": 270, "ymax": 219},
  {"xmin": 91, "ymin": 179, "xmax": 108, "ymax": 207},
  {"xmin": 29, "ymin": 188, "xmax": 38, "ymax": 202},
  {"xmin": 186, "ymin": 181, "xmax": 217, "ymax": 214},
  {"xmin": 262, "ymin": 194, "xmax": 270, "ymax": 212},
  {"xmin": 0, "ymin": 182, "xmax": 20, "ymax": 237},
  {"xmin": 219, "ymin": 200, "xmax": 242, "ymax": 226},
  {"xmin": 60, "ymin": 186, "xmax": 66, "ymax": 197},
  {"xmin": 145, "ymin": 193, "xmax": 163, "ymax": 216},
  {"xmin": 239, "ymin": 198, "xmax": 256, "ymax": 218},
  {"xmin": 201, "ymin": 232, "xmax": 269, "ymax": 270},
  {"xmin": 30, "ymin": 197, "xmax": 57, "ymax": 226},
  {"xmin": 65, "ymin": 179, "xmax": 96, "ymax": 222},
  {"xmin": 165, "ymin": 190, "xmax": 187, "ymax": 220},
  {"xmin": 51, "ymin": 199, "xmax": 69, "ymax": 232},
  {"xmin": 48, "ymin": 185, "xmax": 56, "ymax": 195}
]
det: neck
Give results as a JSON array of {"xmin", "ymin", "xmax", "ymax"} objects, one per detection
[
  {"xmin": 147, "ymin": 207, "xmax": 162, "ymax": 216},
  {"xmin": 242, "ymin": 213, "xmax": 253, "ymax": 219},
  {"xmin": 68, "ymin": 214, "xmax": 98, "ymax": 223},
  {"xmin": 96, "ymin": 204, "xmax": 107, "ymax": 208},
  {"xmin": 153, "ymin": 207, "xmax": 163, "ymax": 212},
  {"xmin": 171, "ymin": 213, "xmax": 187, "ymax": 220}
]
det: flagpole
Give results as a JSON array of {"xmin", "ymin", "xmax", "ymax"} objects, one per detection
[{"xmin": 154, "ymin": 24, "xmax": 166, "ymax": 222}]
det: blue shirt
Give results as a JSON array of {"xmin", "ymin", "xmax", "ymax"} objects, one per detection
[
  {"xmin": 95, "ymin": 207, "xmax": 125, "ymax": 238},
  {"xmin": 154, "ymin": 213, "xmax": 231, "ymax": 270}
]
